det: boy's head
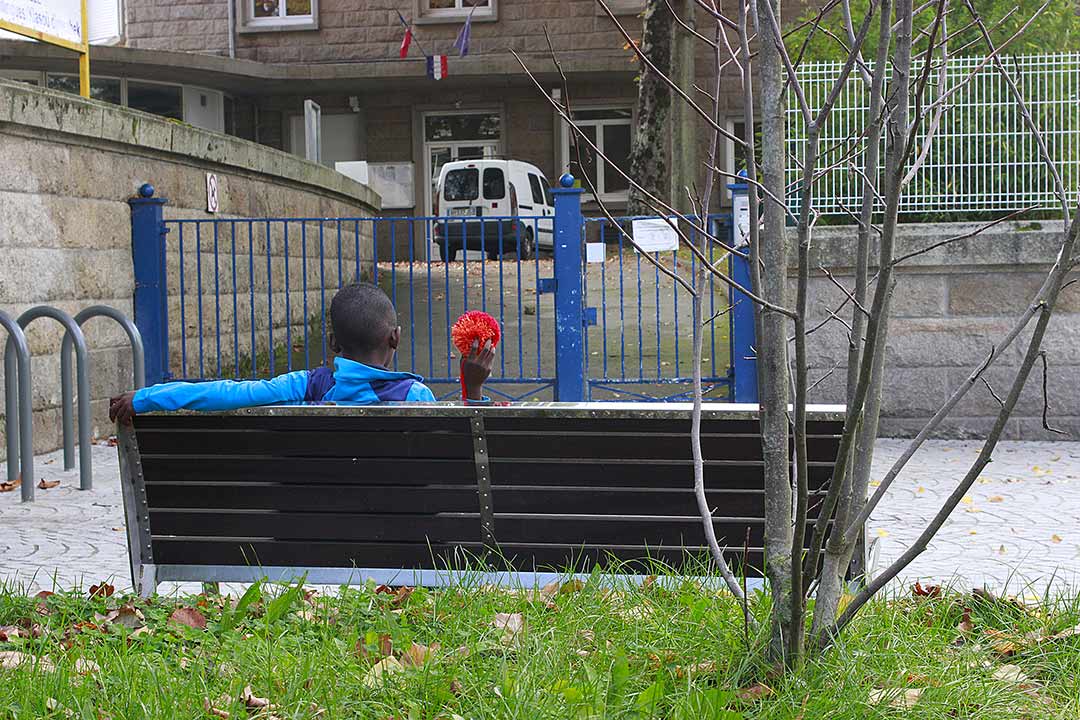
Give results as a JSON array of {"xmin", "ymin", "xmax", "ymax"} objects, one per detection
[{"xmin": 329, "ymin": 282, "xmax": 400, "ymax": 365}]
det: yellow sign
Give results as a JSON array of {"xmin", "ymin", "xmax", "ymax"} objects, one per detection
[{"xmin": 0, "ymin": 0, "xmax": 90, "ymax": 97}]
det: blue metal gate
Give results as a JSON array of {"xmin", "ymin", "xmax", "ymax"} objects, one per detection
[{"xmin": 129, "ymin": 178, "xmax": 755, "ymax": 402}]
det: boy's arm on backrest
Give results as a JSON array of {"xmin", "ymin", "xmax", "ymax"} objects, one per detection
[
  {"xmin": 132, "ymin": 371, "xmax": 310, "ymax": 413},
  {"xmin": 405, "ymin": 382, "xmax": 437, "ymax": 403}
]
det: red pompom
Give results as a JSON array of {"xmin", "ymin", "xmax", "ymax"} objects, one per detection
[{"xmin": 451, "ymin": 311, "xmax": 501, "ymax": 355}]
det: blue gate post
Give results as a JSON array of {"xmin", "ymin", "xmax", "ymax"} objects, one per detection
[
  {"xmin": 551, "ymin": 173, "xmax": 586, "ymax": 401},
  {"xmin": 728, "ymin": 175, "xmax": 758, "ymax": 403},
  {"xmin": 129, "ymin": 183, "xmax": 170, "ymax": 385}
]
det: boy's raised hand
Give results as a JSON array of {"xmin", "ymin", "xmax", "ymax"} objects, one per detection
[
  {"xmin": 109, "ymin": 391, "xmax": 138, "ymax": 425},
  {"xmin": 461, "ymin": 340, "xmax": 495, "ymax": 401}
]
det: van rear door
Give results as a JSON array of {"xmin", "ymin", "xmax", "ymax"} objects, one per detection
[{"xmin": 442, "ymin": 167, "xmax": 479, "ymax": 216}]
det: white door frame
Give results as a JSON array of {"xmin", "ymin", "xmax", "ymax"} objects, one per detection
[{"xmin": 420, "ymin": 109, "xmax": 502, "ymax": 215}]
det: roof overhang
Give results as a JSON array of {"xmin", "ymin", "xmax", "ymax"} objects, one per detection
[{"xmin": 0, "ymin": 40, "xmax": 636, "ymax": 96}]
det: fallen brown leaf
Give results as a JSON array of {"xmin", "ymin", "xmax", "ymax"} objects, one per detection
[
  {"xmin": 74, "ymin": 657, "xmax": 100, "ymax": 675},
  {"xmin": 362, "ymin": 656, "xmax": 404, "ymax": 688},
  {"xmin": 1047, "ymin": 624, "xmax": 1080, "ymax": 641},
  {"xmin": 988, "ymin": 495, "xmax": 1005, "ymax": 503},
  {"xmin": 869, "ymin": 688, "xmax": 922, "ymax": 709},
  {"xmin": 400, "ymin": 642, "xmax": 439, "ymax": 667},
  {"xmin": 356, "ymin": 633, "xmax": 393, "ymax": 661},
  {"xmin": 449, "ymin": 679, "xmax": 464, "ymax": 695},
  {"xmin": 1051, "ymin": 534, "xmax": 1063, "ymax": 544},
  {"xmin": 912, "ymin": 582, "xmax": 940, "ymax": 598},
  {"xmin": 102, "ymin": 604, "xmax": 146, "ymax": 631},
  {"xmin": 391, "ymin": 586, "xmax": 415, "ymax": 608},
  {"xmin": 492, "ymin": 612, "xmax": 525, "ymax": 646},
  {"xmin": 0, "ymin": 650, "xmax": 56, "ymax": 672},
  {"xmin": 241, "ymin": 685, "xmax": 272, "ymax": 709},
  {"xmin": 37, "ymin": 478, "xmax": 61, "ymax": 490},
  {"xmin": 674, "ymin": 661, "xmax": 718, "ymax": 678},
  {"xmin": 203, "ymin": 696, "xmax": 230, "ymax": 719},
  {"xmin": 0, "ymin": 476, "xmax": 20, "ymax": 492},
  {"xmin": 89, "ymin": 583, "xmax": 115, "ymax": 599},
  {"xmin": 957, "ymin": 608, "xmax": 974, "ymax": 634},
  {"xmin": 0, "ymin": 625, "xmax": 23, "ymax": 641},
  {"xmin": 169, "ymin": 607, "xmax": 208, "ymax": 630},
  {"xmin": 992, "ymin": 664, "xmax": 1030, "ymax": 684},
  {"xmin": 735, "ymin": 683, "xmax": 773, "ymax": 702}
]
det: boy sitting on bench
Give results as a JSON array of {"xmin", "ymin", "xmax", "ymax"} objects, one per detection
[{"xmin": 109, "ymin": 282, "xmax": 494, "ymax": 423}]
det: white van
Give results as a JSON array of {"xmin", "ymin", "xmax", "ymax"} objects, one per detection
[{"xmin": 433, "ymin": 159, "xmax": 554, "ymax": 261}]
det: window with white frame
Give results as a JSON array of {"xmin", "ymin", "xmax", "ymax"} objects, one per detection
[
  {"xmin": 239, "ymin": 0, "xmax": 318, "ymax": 32},
  {"xmin": 724, "ymin": 118, "xmax": 762, "ymax": 196},
  {"xmin": 562, "ymin": 108, "xmax": 633, "ymax": 202},
  {"xmin": 417, "ymin": 0, "xmax": 495, "ymax": 22}
]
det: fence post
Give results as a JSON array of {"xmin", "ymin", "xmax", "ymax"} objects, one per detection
[
  {"xmin": 728, "ymin": 176, "xmax": 758, "ymax": 403},
  {"xmin": 128, "ymin": 183, "xmax": 169, "ymax": 385},
  {"xmin": 551, "ymin": 173, "xmax": 586, "ymax": 402}
]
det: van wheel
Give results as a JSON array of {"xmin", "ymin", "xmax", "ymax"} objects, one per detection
[
  {"xmin": 517, "ymin": 230, "xmax": 535, "ymax": 261},
  {"xmin": 439, "ymin": 243, "xmax": 458, "ymax": 262}
]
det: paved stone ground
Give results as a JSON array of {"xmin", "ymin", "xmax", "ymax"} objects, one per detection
[{"xmin": 1, "ymin": 439, "xmax": 1078, "ymax": 598}]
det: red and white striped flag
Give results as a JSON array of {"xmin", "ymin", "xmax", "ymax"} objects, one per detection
[{"xmin": 427, "ymin": 55, "xmax": 448, "ymax": 80}]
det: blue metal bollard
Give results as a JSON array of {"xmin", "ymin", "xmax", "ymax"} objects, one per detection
[
  {"xmin": 728, "ymin": 176, "xmax": 758, "ymax": 403},
  {"xmin": 551, "ymin": 173, "xmax": 586, "ymax": 402},
  {"xmin": 129, "ymin": 184, "xmax": 170, "ymax": 386}
]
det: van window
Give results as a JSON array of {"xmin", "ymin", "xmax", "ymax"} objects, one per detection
[
  {"xmin": 483, "ymin": 168, "xmax": 506, "ymax": 200},
  {"xmin": 541, "ymin": 177, "xmax": 553, "ymax": 206},
  {"xmin": 444, "ymin": 169, "xmax": 479, "ymax": 201},
  {"xmin": 528, "ymin": 174, "xmax": 545, "ymax": 205}
]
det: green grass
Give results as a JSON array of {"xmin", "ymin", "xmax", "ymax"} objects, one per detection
[{"xmin": 1, "ymin": 572, "xmax": 1079, "ymax": 719}]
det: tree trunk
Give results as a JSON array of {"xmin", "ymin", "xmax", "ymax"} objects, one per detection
[
  {"xmin": 628, "ymin": 0, "xmax": 673, "ymax": 215},
  {"xmin": 669, "ymin": 0, "xmax": 696, "ymax": 213},
  {"xmin": 754, "ymin": 0, "xmax": 794, "ymax": 666}
]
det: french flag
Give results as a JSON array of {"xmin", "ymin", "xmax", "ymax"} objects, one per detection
[{"xmin": 427, "ymin": 54, "xmax": 448, "ymax": 80}]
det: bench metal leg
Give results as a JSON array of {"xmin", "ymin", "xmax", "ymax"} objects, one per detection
[{"xmin": 138, "ymin": 564, "xmax": 158, "ymax": 598}]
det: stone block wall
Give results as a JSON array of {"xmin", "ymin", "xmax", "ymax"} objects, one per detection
[
  {"xmin": 798, "ymin": 222, "xmax": 1080, "ymax": 439},
  {"xmin": 0, "ymin": 80, "xmax": 379, "ymax": 458}
]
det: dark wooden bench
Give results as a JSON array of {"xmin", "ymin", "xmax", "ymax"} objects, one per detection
[{"xmin": 116, "ymin": 403, "xmax": 855, "ymax": 595}]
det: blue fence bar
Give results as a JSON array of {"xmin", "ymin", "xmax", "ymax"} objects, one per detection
[
  {"xmin": 128, "ymin": 184, "xmax": 170, "ymax": 385},
  {"xmin": 130, "ymin": 185, "xmax": 754, "ymax": 403},
  {"xmin": 552, "ymin": 174, "xmax": 586, "ymax": 402}
]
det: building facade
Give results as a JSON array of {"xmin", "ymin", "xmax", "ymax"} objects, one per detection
[{"xmin": 1, "ymin": 0, "xmax": 777, "ymax": 235}]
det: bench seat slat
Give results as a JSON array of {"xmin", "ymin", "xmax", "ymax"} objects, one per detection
[
  {"xmin": 140, "ymin": 457, "xmax": 479, "ymax": 485},
  {"xmin": 136, "ymin": 430, "xmax": 474, "ymax": 459},
  {"xmin": 486, "ymin": 433, "xmax": 841, "ymax": 462},
  {"xmin": 148, "ymin": 510, "xmax": 823, "ymax": 546},
  {"xmin": 144, "ymin": 483, "xmax": 826, "ymax": 516}
]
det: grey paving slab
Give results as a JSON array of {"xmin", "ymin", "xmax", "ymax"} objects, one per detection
[{"xmin": 1, "ymin": 438, "xmax": 1079, "ymax": 598}]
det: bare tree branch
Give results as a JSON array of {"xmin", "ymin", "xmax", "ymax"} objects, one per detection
[
  {"xmin": 820, "ymin": 265, "xmax": 871, "ymax": 318},
  {"xmin": 1039, "ymin": 352, "xmax": 1069, "ymax": 436},
  {"xmin": 891, "ymin": 207, "xmax": 1037, "ymax": 266},
  {"xmin": 981, "ymin": 376, "xmax": 1005, "ymax": 407}
]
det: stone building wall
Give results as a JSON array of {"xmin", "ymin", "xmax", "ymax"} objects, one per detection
[
  {"xmin": 0, "ymin": 79, "xmax": 379, "ymax": 458},
  {"xmin": 798, "ymin": 222, "xmax": 1080, "ymax": 439}
]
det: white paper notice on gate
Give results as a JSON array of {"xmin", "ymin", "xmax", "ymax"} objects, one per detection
[{"xmin": 631, "ymin": 218, "xmax": 679, "ymax": 253}]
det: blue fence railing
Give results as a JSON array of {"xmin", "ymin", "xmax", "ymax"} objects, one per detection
[
  {"xmin": 129, "ymin": 179, "xmax": 755, "ymax": 403},
  {"xmin": 582, "ymin": 214, "xmax": 734, "ymax": 402}
]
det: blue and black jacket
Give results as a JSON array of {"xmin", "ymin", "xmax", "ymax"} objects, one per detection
[{"xmin": 131, "ymin": 357, "xmax": 437, "ymax": 413}]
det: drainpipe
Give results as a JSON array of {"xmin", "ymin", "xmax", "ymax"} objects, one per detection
[{"xmin": 226, "ymin": 0, "xmax": 236, "ymax": 58}]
